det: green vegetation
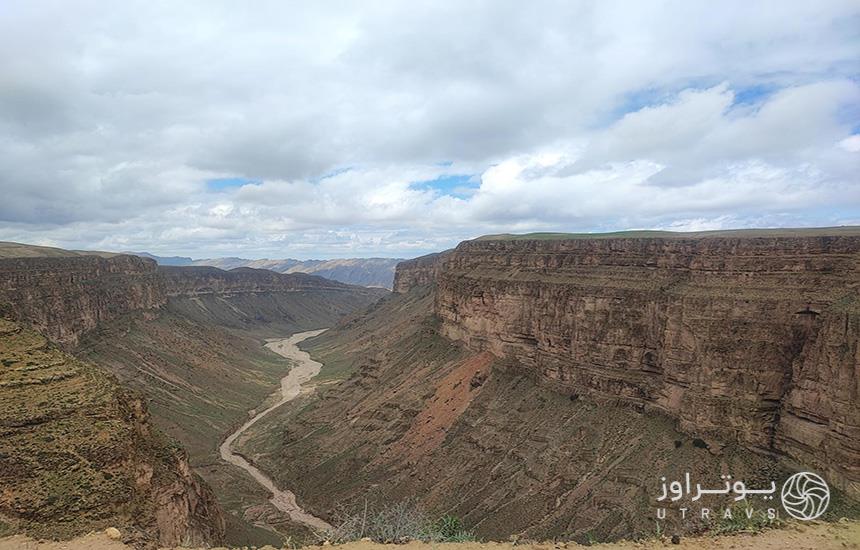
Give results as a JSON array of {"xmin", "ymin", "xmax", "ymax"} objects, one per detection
[
  {"xmin": 305, "ymin": 347, "xmax": 354, "ymax": 382},
  {"xmin": 0, "ymin": 518, "xmax": 13, "ymax": 537},
  {"xmin": 476, "ymin": 226, "xmax": 860, "ymax": 241},
  {"xmin": 710, "ymin": 502, "xmax": 783, "ymax": 535},
  {"xmin": 0, "ymin": 241, "xmax": 118, "ymax": 258},
  {"xmin": 434, "ymin": 514, "xmax": 476, "ymax": 542},
  {"xmin": 322, "ymin": 501, "xmax": 476, "ymax": 544}
]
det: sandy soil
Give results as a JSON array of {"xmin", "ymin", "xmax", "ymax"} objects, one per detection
[
  {"xmin": 0, "ymin": 532, "xmax": 129, "ymax": 550},
  {"xmin": 1, "ymin": 520, "xmax": 857, "ymax": 549},
  {"xmin": 218, "ymin": 329, "xmax": 331, "ymax": 531}
]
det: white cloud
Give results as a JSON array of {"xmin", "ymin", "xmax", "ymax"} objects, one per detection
[
  {"xmin": 840, "ymin": 135, "xmax": 860, "ymax": 153},
  {"xmin": 0, "ymin": 1, "xmax": 858, "ymax": 258}
]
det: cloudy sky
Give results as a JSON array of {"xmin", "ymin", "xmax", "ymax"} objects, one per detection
[{"xmin": 1, "ymin": 1, "xmax": 858, "ymax": 259}]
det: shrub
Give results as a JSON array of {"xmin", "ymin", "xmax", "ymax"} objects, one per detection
[
  {"xmin": 711, "ymin": 502, "xmax": 783, "ymax": 535},
  {"xmin": 320, "ymin": 500, "xmax": 476, "ymax": 543},
  {"xmin": 433, "ymin": 515, "xmax": 476, "ymax": 542}
]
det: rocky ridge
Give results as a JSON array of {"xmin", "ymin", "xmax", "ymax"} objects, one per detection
[
  {"xmin": 135, "ymin": 253, "xmax": 404, "ymax": 290},
  {"xmin": 0, "ymin": 246, "xmax": 380, "ymax": 348},
  {"xmin": 158, "ymin": 266, "xmax": 353, "ymax": 295},
  {"xmin": 392, "ymin": 251, "xmax": 449, "ymax": 293}
]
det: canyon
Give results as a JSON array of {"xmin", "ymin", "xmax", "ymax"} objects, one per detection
[
  {"xmin": 1, "ymin": 230, "xmax": 858, "ymax": 546},
  {"xmin": 220, "ymin": 330, "xmax": 332, "ymax": 532},
  {"xmin": 237, "ymin": 229, "xmax": 859, "ymax": 542},
  {"xmin": 0, "ymin": 243, "xmax": 385, "ymax": 547}
]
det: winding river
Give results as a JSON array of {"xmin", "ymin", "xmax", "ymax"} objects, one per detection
[{"xmin": 219, "ymin": 329, "xmax": 332, "ymax": 532}]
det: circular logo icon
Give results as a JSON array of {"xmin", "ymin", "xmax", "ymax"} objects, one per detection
[{"xmin": 781, "ymin": 471, "xmax": 830, "ymax": 520}]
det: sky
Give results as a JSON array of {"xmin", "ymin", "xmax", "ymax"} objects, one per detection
[{"xmin": 0, "ymin": 1, "xmax": 858, "ymax": 260}]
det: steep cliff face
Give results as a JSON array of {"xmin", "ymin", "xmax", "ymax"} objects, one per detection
[
  {"xmin": 778, "ymin": 308, "xmax": 860, "ymax": 498},
  {"xmin": 0, "ymin": 255, "xmax": 165, "ymax": 347},
  {"xmin": 183, "ymin": 257, "xmax": 404, "ymax": 290},
  {"xmin": 396, "ymin": 235, "xmax": 860, "ymax": 496},
  {"xmin": 159, "ymin": 265, "xmax": 354, "ymax": 295},
  {"xmin": 392, "ymin": 252, "xmax": 450, "ymax": 293},
  {"xmin": 0, "ymin": 250, "xmax": 381, "ymax": 349},
  {"xmin": 0, "ymin": 319, "xmax": 225, "ymax": 547}
]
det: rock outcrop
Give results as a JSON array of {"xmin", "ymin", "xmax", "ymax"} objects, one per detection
[
  {"xmin": 392, "ymin": 251, "xmax": 450, "ymax": 293},
  {"xmin": 0, "ymin": 318, "xmax": 225, "ymax": 547},
  {"xmin": 395, "ymin": 234, "xmax": 860, "ymax": 496}
]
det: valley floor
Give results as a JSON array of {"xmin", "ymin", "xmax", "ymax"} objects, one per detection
[
  {"xmin": 219, "ymin": 329, "xmax": 331, "ymax": 532},
  {"xmin": 1, "ymin": 521, "xmax": 858, "ymax": 550}
]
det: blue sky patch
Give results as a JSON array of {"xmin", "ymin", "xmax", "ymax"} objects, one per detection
[
  {"xmin": 732, "ymin": 84, "xmax": 778, "ymax": 106},
  {"xmin": 603, "ymin": 80, "xmax": 716, "ymax": 126},
  {"xmin": 605, "ymin": 80, "xmax": 780, "ymax": 126},
  {"xmin": 612, "ymin": 87, "xmax": 672, "ymax": 117},
  {"xmin": 840, "ymin": 103, "xmax": 860, "ymax": 132},
  {"xmin": 206, "ymin": 177, "xmax": 260, "ymax": 191},
  {"xmin": 416, "ymin": 174, "xmax": 479, "ymax": 197}
]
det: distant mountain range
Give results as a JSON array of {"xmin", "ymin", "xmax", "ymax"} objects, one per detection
[{"xmin": 130, "ymin": 252, "xmax": 404, "ymax": 289}]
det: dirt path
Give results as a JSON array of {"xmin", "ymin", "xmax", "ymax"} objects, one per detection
[
  {"xmin": 2, "ymin": 520, "xmax": 857, "ymax": 549},
  {"xmin": 219, "ymin": 329, "xmax": 332, "ymax": 532}
]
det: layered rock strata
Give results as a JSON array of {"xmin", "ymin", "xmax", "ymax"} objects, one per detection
[
  {"xmin": 158, "ymin": 266, "xmax": 353, "ymax": 295},
  {"xmin": 396, "ymin": 235, "xmax": 860, "ymax": 496},
  {"xmin": 0, "ymin": 255, "xmax": 164, "ymax": 347}
]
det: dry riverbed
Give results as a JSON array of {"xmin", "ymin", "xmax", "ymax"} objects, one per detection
[{"xmin": 219, "ymin": 329, "xmax": 331, "ymax": 532}]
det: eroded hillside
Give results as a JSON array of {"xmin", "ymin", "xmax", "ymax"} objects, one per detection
[{"xmin": 0, "ymin": 319, "xmax": 224, "ymax": 547}]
